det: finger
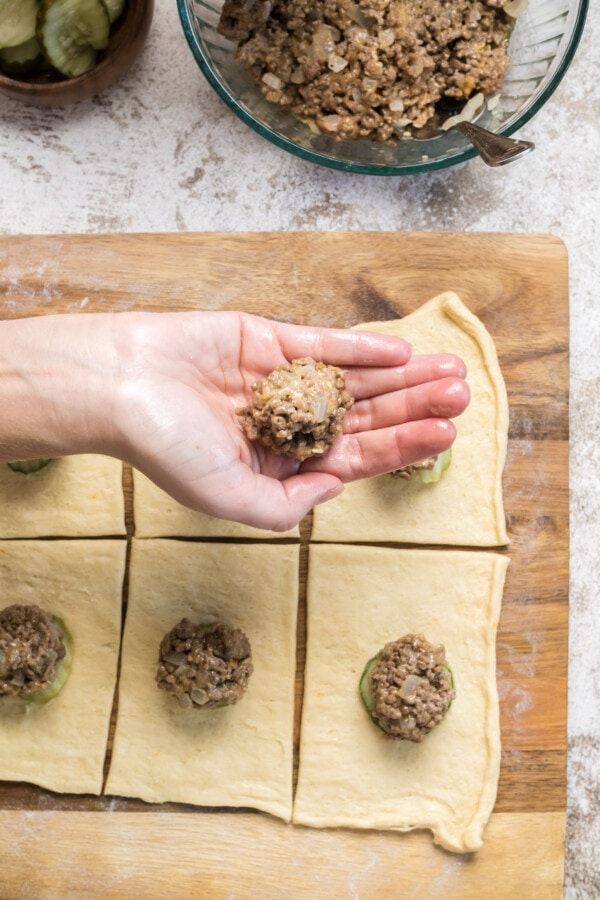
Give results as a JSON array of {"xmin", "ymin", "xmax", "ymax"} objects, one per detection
[
  {"xmin": 303, "ymin": 418, "xmax": 456, "ymax": 482},
  {"xmin": 344, "ymin": 377, "xmax": 470, "ymax": 434},
  {"xmin": 345, "ymin": 354, "xmax": 467, "ymax": 400},
  {"xmin": 183, "ymin": 463, "xmax": 344, "ymax": 532},
  {"xmin": 272, "ymin": 321, "xmax": 412, "ymax": 367}
]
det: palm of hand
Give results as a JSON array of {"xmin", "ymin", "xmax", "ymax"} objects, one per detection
[{"xmin": 123, "ymin": 312, "xmax": 306, "ymax": 479}]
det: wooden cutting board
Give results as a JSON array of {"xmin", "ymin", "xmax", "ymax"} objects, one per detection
[{"xmin": 0, "ymin": 233, "xmax": 568, "ymax": 899}]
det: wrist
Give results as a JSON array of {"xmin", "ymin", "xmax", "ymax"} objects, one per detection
[{"xmin": 0, "ymin": 314, "xmax": 121, "ymax": 461}]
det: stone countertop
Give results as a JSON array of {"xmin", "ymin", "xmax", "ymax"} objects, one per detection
[{"xmin": 0, "ymin": 3, "xmax": 598, "ymax": 895}]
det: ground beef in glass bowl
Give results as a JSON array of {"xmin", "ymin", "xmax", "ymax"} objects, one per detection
[{"xmin": 177, "ymin": 0, "xmax": 587, "ymax": 174}]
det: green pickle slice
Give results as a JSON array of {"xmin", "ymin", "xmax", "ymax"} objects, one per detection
[
  {"xmin": 419, "ymin": 447, "xmax": 452, "ymax": 484},
  {"xmin": 443, "ymin": 662, "xmax": 454, "ymax": 693},
  {"xmin": 100, "ymin": 0, "xmax": 125, "ymax": 24},
  {"xmin": 0, "ymin": 0, "xmax": 39, "ymax": 50},
  {"xmin": 7, "ymin": 458, "xmax": 53, "ymax": 474},
  {"xmin": 0, "ymin": 36, "xmax": 42, "ymax": 74},
  {"xmin": 358, "ymin": 655, "xmax": 379, "ymax": 721},
  {"xmin": 25, "ymin": 616, "xmax": 73, "ymax": 704},
  {"xmin": 38, "ymin": 0, "xmax": 109, "ymax": 78}
]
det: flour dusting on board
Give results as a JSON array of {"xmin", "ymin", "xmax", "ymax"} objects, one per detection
[
  {"xmin": 0, "ymin": 263, "xmax": 65, "ymax": 311},
  {"xmin": 498, "ymin": 680, "xmax": 534, "ymax": 719},
  {"xmin": 497, "ymin": 634, "xmax": 538, "ymax": 678},
  {"xmin": 347, "ymin": 848, "xmax": 378, "ymax": 900}
]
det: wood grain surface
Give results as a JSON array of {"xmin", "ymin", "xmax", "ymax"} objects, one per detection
[
  {"xmin": 0, "ymin": 810, "xmax": 565, "ymax": 899},
  {"xmin": 0, "ymin": 233, "xmax": 568, "ymax": 898}
]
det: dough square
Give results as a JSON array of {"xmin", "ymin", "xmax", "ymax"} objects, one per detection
[
  {"xmin": 106, "ymin": 539, "xmax": 299, "ymax": 822},
  {"xmin": 0, "ymin": 455, "xmax": 125, "ymax": 538},
  {"xmin": 133, "ymin": 469, "xmax": 299, "ymax": 539},
  {"xmin": 0, "ymin": 540, "xmax": 126, "ymax": 795},
  {"xmin": 311, "ymin": 293, "xmax": 509, "ymax": 546},
  {"xmin": 294, "ymin": 544, "xmax": 509, "ymax": 853}
]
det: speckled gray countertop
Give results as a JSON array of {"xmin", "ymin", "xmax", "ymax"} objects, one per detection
[{"xmin": 0, "ymin": 2, "xmax": 599, "ymax": 895}]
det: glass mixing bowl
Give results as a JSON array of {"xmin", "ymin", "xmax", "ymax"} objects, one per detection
[{"xmin": 178, "ymin": 0, "xmax": 588, "ymax": 175}]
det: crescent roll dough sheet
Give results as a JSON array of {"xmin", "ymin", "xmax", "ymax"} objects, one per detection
[
  {"xmin": 311, "ymin": 293, "xmax": 509, "ymax": 546},
  {"xmin": 0, "ymin": 455, "xmax": 125, "ymax": 538},
  {"xmin": 0, "ymin": 540, "xmax": 125, "ymax": 795},
  {"xmin": 133, "ymin": 469, "xmax": 299, "ymax": 539},
  {"xmin": 106, "ymin": 540, "xmax": 299, "ymax": 822},
  {"xmin": 294, "ymin": 544, "xmax": 508, "ymax": 853}
]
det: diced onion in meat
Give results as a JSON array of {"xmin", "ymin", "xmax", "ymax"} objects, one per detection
[
  {"xmin": 303, "ymin": 118, "xmax": 321, "ymax": 134},
  {"xmin": 262, "ymin": 72, "xmax": 283, "ymax": 90},
  {"xmin": 313, "ymin": 24, "xmax": 338, "ymax": 60},
  {"xmin": 399, "ymin": 674, "xmax": 423, "ymax": 702},
  {"xmin": 343, "ymin": 0, "xmax": 368, "ymax": 26},
  {"xmin": 312, "ymin": 394, "xmax": 329, "ymax": 422},
  {"xmin": 319, "ymin": 114, "xmax": 341, "ymax": 132},
  {"xmin": 346, "ymin": 26, "xmax": 368, "ymax": 42},
  {"xmin": 441, "ymin": 91, "xmax": 485, "ymax": 131},
  {"xmin": 163, "ymin": 652, "xmax": 188, "ymax": 666},
  {"xmin": 328, "ymin": 53, "xmax": 348, "ymax": 72},
  {"xmin": 389, "ymin": 97, "xmax": 405, "ymax": 112},
  {"xmin": 504, "ymin": 0, "xmax": 528, "ymax": 17}
]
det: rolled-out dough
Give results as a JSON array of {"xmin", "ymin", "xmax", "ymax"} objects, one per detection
[
  {"xmin": 294, "ymin": 543, "xmax": 508, "ymax": 853},
  {"xmin": 0, "ymin": 540, "xmax": 125, "ymax": 795},
  {"xmin": 0, "ymin": 455, "xmax": 125, "ymax": 538},
  {"xmin": 105, "ymin": 540, "xmax": 299, "ymax": 822},
  {"xmin": 311, "ymin": 293, "xmax": 509, "ymax": 546},
  {"xmin": 133, "ymin": 469, "xmax": 299, "ymax": 539}
]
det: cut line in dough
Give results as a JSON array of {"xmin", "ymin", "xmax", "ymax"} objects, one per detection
[
  {"xmin": 133, "ymin": 469, "xmax": 299, "ymax": 539},
  {"xmin": 0, "ymin": 455, "xmax": 125, "ymax": 538},
  {"xmin": 105, "ymin": 540, "xmax": 299, "ymax": 822},
  {"xmin": 294, "ymin": 543, "xmax": 509, "ymax": 853},
  {"xmin": 0, "ymin": 540, "xmax": 125, "ymax": 795},
  {"xmin": 311, "ymin": 293, "xmax": 509, "ymax": 547}
]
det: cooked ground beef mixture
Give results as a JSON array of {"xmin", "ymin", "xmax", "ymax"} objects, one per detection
[
  {"xmin": 0, "ymin": 604, "xmax": 66, "ymax": 699},
  {"xmin": 391, "ymin": 455, "xmax": 437, "ymax": 479},
  {"xmin": 369, "ymin": 633, "xmax": 454, "ymax": 741},
  {"xmin": 218, "ymin": 0, "xmax": 515, "ymax": 142},
  {"xmin": 157, "ymin": 620, "xmax": 253, "ymax": 709},
  {"xmin": 238, "ymin": 357, "xmax": 353, "ymax": 460}
]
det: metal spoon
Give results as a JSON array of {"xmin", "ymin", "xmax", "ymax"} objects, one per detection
[{"xmin": 451, "ymin": 120, "xmax": 535, "ymax": 167}]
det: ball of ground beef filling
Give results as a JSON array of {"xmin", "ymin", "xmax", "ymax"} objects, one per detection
[
  {"xmin": 0, "ymin": 604, "xmax": 66, "ymax": 699},
  {"xmin": 238, "ymin": 357, "xmax": 353, "ymax": 461},
  {"xmin": 156, "ymin": 620, "xmax": 253, "ymax": 709},
  {"xmin": 369, "ymin": 633, "xmax": 454, "ymax": 742}
]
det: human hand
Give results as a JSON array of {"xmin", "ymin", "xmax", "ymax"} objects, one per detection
[
  {"xmin": 109, "ymin": 312, "xmax": 469, "ymax": 530},
  {"xmin": 0, "ymin": 311, "xmax": 469, "ymax": 532}
]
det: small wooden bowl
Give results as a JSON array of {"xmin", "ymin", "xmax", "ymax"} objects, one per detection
[{"xmin": 0, "ymin": 0, "xmax": 154, "ymax": 107}]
